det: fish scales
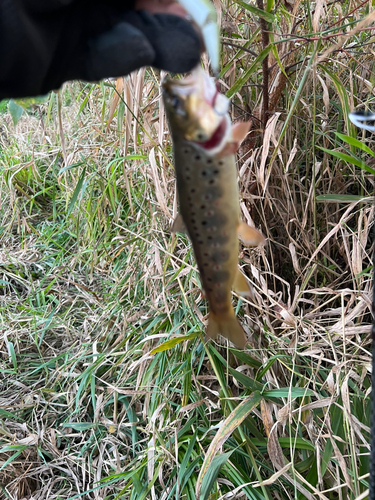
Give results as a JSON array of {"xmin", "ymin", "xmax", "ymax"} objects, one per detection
[
  {"xmin": 173, "ymin": 140, "xmax": 240, "ymax": 317},
  {"xmin": 163, "ymin": 67, "xmax": 265, "ymax": 348}
]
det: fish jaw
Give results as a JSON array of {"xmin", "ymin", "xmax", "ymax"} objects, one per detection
[{"xmin": 191, "ymin": 114, "xmax": 232, "ymax": 157}]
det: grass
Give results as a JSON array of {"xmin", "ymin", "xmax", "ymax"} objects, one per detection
[{"xmin": 0, "ymin": 1, "xmax": 373, "ymax": 499}]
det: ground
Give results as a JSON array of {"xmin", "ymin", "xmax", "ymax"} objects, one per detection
[{"xmin": 0, "ymin": 2, "xmax": 374, "ymax": 499}]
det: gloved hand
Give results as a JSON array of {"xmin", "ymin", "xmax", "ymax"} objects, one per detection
[{"xmin": 0, "ymin": 0, "xmax": 201, "ymax": 100}]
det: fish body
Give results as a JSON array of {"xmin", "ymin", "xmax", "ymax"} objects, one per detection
[{"xmin": 162, "ymin": 68, "xmax": 264, "ymax": 348}]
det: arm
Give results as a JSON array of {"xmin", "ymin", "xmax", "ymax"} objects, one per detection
[{"xmin": 0, "ymin": 0, "xmax": 201, "ymax": 99}]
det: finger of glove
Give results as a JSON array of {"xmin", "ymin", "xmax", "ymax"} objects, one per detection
[
  {"xmin": 84, "ymin": 22, "xmax": 156, "ymax": 82},
  {"xmin": 122, "ymin": 11, "xmax": 201, "ymax": 73}
]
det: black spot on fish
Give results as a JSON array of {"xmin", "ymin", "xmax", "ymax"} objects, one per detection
[
  {"xmin": 206, "ymin": 214, "xmax": 227, "ymax": 227},
  {"xmin": 204, "ymin": 263, "xmax": 209, "ymax": 267},
  {"xmin": 202, "ymin": 186, "xmax": 223, "ymax": 202},
  {"xmin": 204, "ymin": 252, "xmax": 209, "ymax": 257},
  {"xmin": 218, "ymin": 161, "xmax": 224, "ymax": 166},
  {"xmin": 202, "ymin": 221, "xmax": 207, "ymax": 226},
  {"xmin": 200, "ymin": 205, "xmax": 206, "ymax": 210},
  {"xmin": 197, "ymin": 133, "xmax": 204, "ymax": 140},
  {"xmin": 198, "ymin": 240, "xmax": 203, "ymax": 244},
  {"xmin": 213, "ymin": 169, "xmax": 219, "ymax": 174},
  {"xmin": 186, "ymin": 176, "xmax": 191, "ymax": 181},
  {"xmin": 207, "ymin": 159, "xmax": 213, "ymax": 164},
  {"xmin": 210, "ymin": 234, "xmax": 229, "ymax": 246},
  {"xmin": 191, "ymin": 219, "xmax": 195, "ymax": 223},
  {"xmin": 193, "ymin": 226, "xmax": 198, "ymax": 231},
  {"xmin": 195, "ymin": 155, "xmax": 201, "ymax": 161},
  {"xmin": 201, "ymin": 171, "xmax": 207, "ymax": 177},
  {"xmin": 208, "ymin": 179, "xmax": 215, "ymax": 185},
  {"xmin": 191, "ymin": 189, "xmax": 196, "ymax": 193},
  {"xmin": 212, "ymin": 270, "xmax": 229, "ymax": 283},
  {"xmin": 212, "ymin": 251, "xmax": 229, "ymax": 263}
]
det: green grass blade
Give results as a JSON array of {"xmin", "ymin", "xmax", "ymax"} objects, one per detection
[
  {"xmin": 234, "ymin": 0, "xmax": 275, "ymax": 22},
  {"xmin": 199, "ymin": 451, "xmax": 234, "ymax": 500},
  {"xmin": 227, "ymin": 45, "xmax": 273, "ymax": 98},
  {"xmin": 317, "ymin": 147, "xmax": 375, "ymax": 174},
  {"xmin": 196, "ymin": 392, "xmax": 262, "ymax": 499},
  {"xmin": 67, "ymin": 166, "xmax": 87, "ymax": 217},
  {"xmin": 335, "ymin": 132, "xmax": 375, "ymax": 156}
]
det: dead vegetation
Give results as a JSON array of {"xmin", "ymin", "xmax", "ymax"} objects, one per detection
[{"xmin": 0, "ymin": 1, "xmax": 373, "ymax": 499}]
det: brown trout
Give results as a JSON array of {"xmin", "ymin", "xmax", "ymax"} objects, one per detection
[{"xmin": 162, "ymin": 67, "xmax": 265, "ymax": 348}]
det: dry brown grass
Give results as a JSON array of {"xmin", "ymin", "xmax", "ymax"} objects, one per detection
[{"xmin": 0, "ymin": 1, "xmax": 373, "ymax": 499}]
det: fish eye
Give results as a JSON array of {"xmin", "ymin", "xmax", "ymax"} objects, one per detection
[
  {"xmin": 166, "ymin": 93, "xmax": 186, "ymax": 117},
  {"xmin": 166, "ymin": 93, "xmax": 180, "ymax": 109},
  {"xmin": 171, "ymin": 96, "xmax": 180, "ymax": 109}
]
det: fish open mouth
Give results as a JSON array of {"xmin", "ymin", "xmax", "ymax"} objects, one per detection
[{"xmin": 194, "ymin": 117, "xmax": 228, "ymax": 151}]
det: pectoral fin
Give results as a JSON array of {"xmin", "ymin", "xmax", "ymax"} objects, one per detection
[
  {"xmin": 232, "ymin": 121, "xmax": 251, "ymax": 143},
  {"xmin": 233, "ymin": 269, "xmax": 252, "ymax": 297},
  {"xmin": 237, "ymin": 221, "xmax": 265, "ymax": 247},
  {"xmin": 171, "ymin": 213, "xmax": 188, "ymax": 234},
  {"xmin": 217, "ymin": 122, "xmax": 252, "ymax": 158}
]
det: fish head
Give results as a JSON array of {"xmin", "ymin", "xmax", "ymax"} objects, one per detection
[{"xmin": 162, "ymin": 67, "xmax": 230, "ymax": 149}]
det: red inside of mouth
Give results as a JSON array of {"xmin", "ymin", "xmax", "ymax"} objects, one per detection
[{"xmin": 196, "ymin": 117, "xmax": 227, "ymax": 150}]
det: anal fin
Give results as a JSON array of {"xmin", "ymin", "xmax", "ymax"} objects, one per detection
[
  {"xmin": 237, "ymin": 221, "xmax": 265, "ymax": 247},
  {"xmin": 206, "ymin": 310, "xmax": 247, "ymax": 349},
  {"xmin": 233, "ymin": 269, "xmax": 252, "ymax": 297},
  {"xmin": 171, "ymin": 213, "xmax": 188, "ymax": 235}
]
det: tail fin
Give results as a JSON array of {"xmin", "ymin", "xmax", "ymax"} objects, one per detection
[{"xmin": 206, "ymin": 309, "xmax": 247, "ymax": 349}]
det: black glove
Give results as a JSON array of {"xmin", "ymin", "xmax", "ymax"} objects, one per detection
[{"xmin": 0, "ymin": 0, "xmax": 201, "ymax": 100}]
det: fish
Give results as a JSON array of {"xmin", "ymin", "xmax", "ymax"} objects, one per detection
[{"xmin": 162, "ymin": 67, "xmax": 265, "ymax": 349}]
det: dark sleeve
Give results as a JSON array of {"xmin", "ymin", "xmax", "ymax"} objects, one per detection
[
  {"xmin": 0, "ymin": 0, "xmax": 200, "ymax": 100},
  {"xmin": 0, "ymin": 0, "xmax": 135, "ymax": 99},
  {"xmin": 0, "ymin": 0, "xmax": 64, "ymax": 98}
]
